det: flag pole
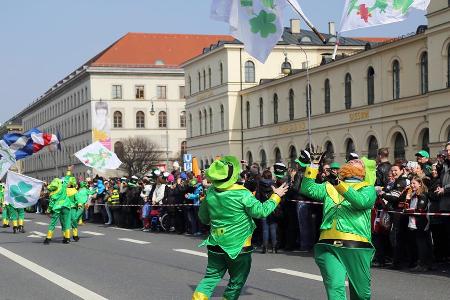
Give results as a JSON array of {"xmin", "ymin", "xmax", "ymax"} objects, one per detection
[
  {"xmin": 298, "ymin": 45, "xmax": 313, "ymax": 148},
  {"xmin": 286, "ymin": 0, "xmax": 326, "ymax": 43},
  {"xmin": 332, "ymin": 32, "xmax": 340, "ymax": 60}
]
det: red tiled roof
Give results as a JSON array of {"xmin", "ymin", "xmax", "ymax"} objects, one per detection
[
  {"xmin": 353, "ymin": 37, "xmax": 392, "ymax": 43},
  {"xmin": 90, "ymin": 33, "xmax": 234, "ymax": 68}
]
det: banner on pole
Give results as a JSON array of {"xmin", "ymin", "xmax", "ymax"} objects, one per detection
[{"xmin": 5, "ymin": 171, "xmax": 43, "ymax": 208}]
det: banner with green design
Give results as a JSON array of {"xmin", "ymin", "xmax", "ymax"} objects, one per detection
[{"xmin": 4, "ymin": 171, "xmax": 44, "ymax": 208}]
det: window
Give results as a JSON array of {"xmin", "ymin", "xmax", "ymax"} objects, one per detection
[
  {"xmin": 394, "ymin": 133, "xmax": 406, "ymax": 160},
  {"xmin": 367, "ymin": 67, "xmax": 375, "ymax": 105},
  {"xmin": 289, "ymin": 146, "xmax": 297, "ymax": 168},
  {"xmin": 179, "ymin": 86, "xmax": 185, "ymax": 99},
  {"xmin": 246, "ymin": 101, "xmax": 250, "ymax": 128},
  {"xmin": 199, "ymin": 111, "xmax": 202, "ymax": 135},
  {"xmin": 157, "ymin": 85, "xmax": 167, "ymax": 99},
  {"xmin": 181, "ymin": 141, "xmax": 187, "ymax": 156},
  {"xmin": 220, "ymin": 62, "xmax": 224, "ymax": 84},
  {"xmin": 393, "ymin": 60, "xmax": 400, "ymax": 99},
  {"xmin": 345, "ymin": 139, "xmax": 355, "ymax": 158},
  {"xmin": 189, "ymin": 113, "xmax": 193, "ymax": 137},
  {"xmin": 208, "ymin": 67, "xmax": 212, "ymax": 88},
  {"xmin": 158, "ymin": 111, "xmax": 167, "ymax": 128},
  {"xmin": 188, "ymin": 76, "xmax": 192, "ymax": 96},
  {"xmin": 220, "ymin": 105, "xmax": 225, "ymax": 131},
  {"xmin": 420, "ymin": 52, "xmax": 428, "ymax": 94},
  {"xmin": 345, "ymin": 73, "xmax": 352, "ymax": 109},
  {"xmin": 180, "ymin": 111, "xmax": 186, "ymax": 128},
  {"xmin": 198, "ymin": 72, "xmax": 201, "ymax": 91},
  {"xmin": 114, "ymin": 141, "xmax": 124, "ymax": 159},
  {"xmin": 245, "ymin": 61, "xmax": 255, "ymax": 83},
  {"xmin": 260, "ymin": 149, "xmax": 267, "ymax": 169},
  {"xmin": 136, "ymin": 111, "xmax": 145, "ymax": 128},
  {"xmin": 209, "ymin": 108, "xmax": 213, "ymax": 133},
  {"xmin": 421, "ymin": 128, "xmax": 430, "ymax": 154},
  {"xmin": 306, "ymin": 84, "xmax": 312, "ymax": 116},
  {"xmin": 324, "ymin": 79, "xmax": 331, "ymax": 113},
  {"xmin": 368, "ymin": 136, "xmax": 378, "ymax": 159},
  {"xmin": 247, "ymin": 151, "xmax": 253, "ymax": 165},
  {"xmin": 325, "ymin": 141, "xmax": 334, "ymax": 158},
  {"xmin": 204, "ymin": 109, "xmax": 208, "ymax": 134},
  {"xmin": 274, "ymin": 147, "xmax": 281, "ymax": 163},
  {"xmin": 113, "ymin": 111, "xmax": 122, "ymax": 128},
  {"xmin": 447, "ymin": 45, "xmax": 450, "ymax": 87},
  {"xmin": 289, "ymin": 89, "xmax": 294, "ymax": 121},
  {"xmin": 135, "ymin": 85, "xmax": 145, "ymax": 99},
  {"xmin": 273, "ymin": 94, "xmax": 278, "ymax": 124},
  {"xmin": 203, "ymin": 70, "xmax": 206, "ymax": 90},
  {"xmin": 259, "ymin": 97, "xmax": 264, "ymax": 126}
]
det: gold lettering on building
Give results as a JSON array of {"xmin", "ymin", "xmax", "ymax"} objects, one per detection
[
  {"xmin": 349, "ymin": 111, "xmax": 369, "ymax": 122},
  {"xmin": 279, "ymin": 122, "xmax": 306, "ymax": 134}
]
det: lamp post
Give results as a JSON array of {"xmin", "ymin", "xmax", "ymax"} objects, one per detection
[{"xmin": 150, "ymin": 98, "xmax": 169, "ymax": 170}]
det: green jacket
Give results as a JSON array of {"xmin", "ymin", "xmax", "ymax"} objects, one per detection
[
  {"xmin": 75, "ymin": 187, "xmax": 96, "ymax": 206},
  {"xmin": 198, "ymin": 184, "xmax": 281, "ymax": 259},
  {"xmin": 48, "ymin": 177, "xmax": 71, "ymax": 212},
  {"xmin": 301, "ymin": 167, "xmax": 376, "ymax": 242}
]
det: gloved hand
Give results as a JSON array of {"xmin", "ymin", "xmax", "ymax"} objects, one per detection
[{"xmin": 326, "ymin": 172, "xmax": 340, "ymax": 186}]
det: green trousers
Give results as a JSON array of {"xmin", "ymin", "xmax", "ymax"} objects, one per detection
[
  {"xmin": 193, "ymin": 250, "xmax": 252, "ymax": 300},
  {"xmin": 46, "ymin": 207, "xmax": 71, "ymax": 239},
  {"xmin": 2, "ymin": 205, "xmax": 9, "ymax": 225},
  {"xmin": 314, "ymin": 243, "xmax": 375, "ymax": 300},
  {"xmin": 71, "ymin": 207, "xmax": 84, "ymax": 237}
]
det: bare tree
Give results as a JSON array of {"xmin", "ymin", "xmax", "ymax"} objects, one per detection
[{"xmin": 116, "ymin": 137, "xmax": 161, "ymax": 176}]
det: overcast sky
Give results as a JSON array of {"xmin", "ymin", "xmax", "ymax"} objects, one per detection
[{"xmin": 0, "ymin": 0, "xmax": 428, "ymax": 124}]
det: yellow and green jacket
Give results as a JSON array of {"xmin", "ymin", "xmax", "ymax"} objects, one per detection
[
  {"xmin": 198, "ymin": 184, "xmax": 281, "ymax": 259},
  {"xmin": 301, "ymin": 166, "xmax": 376, "ymax": 242}
]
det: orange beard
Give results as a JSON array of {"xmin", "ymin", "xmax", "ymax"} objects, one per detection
[{"xmin": 339, "ymin": 164, "xmax": 365, "ymax": 180}]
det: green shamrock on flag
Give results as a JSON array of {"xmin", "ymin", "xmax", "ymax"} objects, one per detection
[
  {"xmin": 393, "ymin": 0, "xmax": 414, "ymax": 13},
  {"xmin": 10, "ymin": 181, "xmax": 33, "ymax": 204},
  {"xmin": 250, "ymin": 10, "xmax": 277, "ymax": 38}
]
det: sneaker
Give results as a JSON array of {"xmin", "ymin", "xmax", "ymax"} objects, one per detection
[
  {"xmin": 410, "ymin": 265, "xmax": 428, "ymax": 272},
  {"xmin": 62, "ymin": 238, "xmax": 70, "ymax": 244},
  {"xmin": 73, "ymin": 236, "xmax": 80, "ymax": 242},
  {"xmin": 43, "ymin": 238, "xmax": 51, "ymax": 245}
]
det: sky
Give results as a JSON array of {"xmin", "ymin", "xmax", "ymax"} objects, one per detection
[{"xmin": 0, "ymin": 0, "xmax": 428, "ymax": 124}]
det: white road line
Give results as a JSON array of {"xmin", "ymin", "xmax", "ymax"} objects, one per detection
[
  {"xmin": 109, "ymin": 227, "xmax": 132, "ymax": 231},
  {"xmin": 173, "ymin": 249, "xmax": 208, "ymax": 258},
  {"xmin": 118, "ymin": 238, "xmax": 150, "ymax": 245},
  {"xmin": 0, "ymin": 246, "xmax": 108, "ymax": 300},
  {"xmin": 56, "ymin": 226, "xmax": 62, "ymax": 229},
  {"xmin": 268, "ymin": 268, "xmax": 348, "ymax": 286},
  {"xmin": 35, "ymin": 222, "xmax": 49, "ymax": 226},
  {"xmin": 81, "ymin": 231, "xmax": 105, "ymax": 236},
  {"xmin": 24, "ymin": 219, "xmax": 32, "ymax": 222},
  {"xmin": 27, "ymin": 231, "xmax": 47, "ymax": 239}
]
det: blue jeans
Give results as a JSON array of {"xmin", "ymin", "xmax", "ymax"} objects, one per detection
[
  {"xmin": 261, "ymin": 218, "xmax": 277, "ymax": 247},
  {"xmin": 297, "ymin": 202, "xmax": 313, "ymax": 251},
  {"xmin": 187, "ymin": 206, "xmax": 200, "ymax": 234}
]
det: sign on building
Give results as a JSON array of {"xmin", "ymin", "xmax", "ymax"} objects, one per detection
[{"xmin": 183, "ymin": 154, "xmax": 192, "ymax": 172}]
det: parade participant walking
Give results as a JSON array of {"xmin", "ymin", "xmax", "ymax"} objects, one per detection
[
  {"xmin": 71, "ymin": 181, "xmax": 96, "ymax": 241},
  {"xmin": 192, "ymin": 156, "xmax": 288, "ymax": 300},
  {"xmin": 1, "ymin": 183, "xmax": 10, "ymax": 228},
  {"xmin": 300, "ymin": 151, "xmax": 376, "ymax": 300}
]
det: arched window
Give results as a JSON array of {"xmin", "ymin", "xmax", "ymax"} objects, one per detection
[
  {"xmin": 220, "ymin": 105, "xmax": 225, "ymax": 131},
  {"xmin": 259, "ymin": 97, "xmax": 264, "ymax": 126},
  {"xmin": 189, "ymin": 113, "xmax": 193, "ymax": 137},
  {"xmin": 203, "ymin": 70, "xmax": 206, "ymax": 90},
  {"xmin": 113, "ymin": 111, "xmax": 122, "ymax": 128},
  {"xmin": 209, "ymin": 108, "xmax": 213, "ymax": 133},
  {"xmin": 246, "ymin": 101, "xmax": 250, "ymax": 128},
  {"xmin": 198, "ymin": 72, "xmax": 201, "ymax": 91},
  {"xmin": 345, "ymin": 138, "xmax": 355, "ymax": 158},
  {"xmin": 367, "ymin": 67, "xmax": 375, "ymax": 105},
  {"xmin": 114, "ymin": 141, "xmax": 124, "ymax": 159},
  {"xmin": 367, "ymin": 136, "xmax": 378, "ymax": 159},
  {"xmin": 306, "ymin": 84, "xmax": 312, "ymax": 116},
  {"xmin": 273, "ymin": 94, "xmax": 278, "ymax": 124},
  {"xmin": 260, "ymin": 149, "xmax": 267, "ymax": 169},
  {"xmin": 324, "ymin": 79, "xmax": 331, "ymax": 113},
  {"xmin": 180, "ymin": 111, "xmax": 186, "ymax": 128},
  {"xmin": 394, "ymin": 133, "xmax": 406, "ymax": 160},
  {"xmin": 158, "ymin": 111, "xmax": 167, "ymax": 128},
  {"xmin": 204, "ymin": 109, "xmax": 208, "ymax": 134},
  {"xmin": 447, "ymin": 45, "xmax": 450, "ymax": 87},
  {"xmin": 392, "ymin": 60, "xmax": 400, "ymax": 99},
  {"xmin": 247, "ymin": 151, "xmax": 253, "ymax": 165},
  {"xmin": 136, "ymin": 111, "xmax": 145, "ymax": 128},
  {"xmin": 289, "ymin": 146, "xmax": 297, "ymax": 168},
  {"xmin": 188, "ymin": 76, "xmax": 192, "ymax": 96},
  {"xmin": 181, "ymin": 141, "xmax": 187, "ymax": 156},
  {"xmin": 345, "ymin": 73, "xmax": 352, "ymax": 109},
  {"xmin": 220, "ymin": 62, "xmax": 224, "ymax": 84},
  {"xmin": 289, "ymin": 89, "xmax": 294, "ymax": 121},
  {"xmin": 420, "ymin": 52, "xmax": 428, "ymax": 94},
  {"xmin": 421, "ymin": 128, "xmax": 430, "ymax": 154},
  {"xmin": 274, "ymin": 147, "xmax": 281, "ymax": 163},
  {"xmin": 325, "ymin": 141, "xmax": 334, "ymax": 158},
  {"xmin": 245, "ymin": 61, "xmax": 255, "ymax": 83},
  {"xmin": 200, "ymin": 160, "xmax": 204, "ymax": 170},
  {"xmin": 208, "ymin": 67, "xmax": 212, "ymax": 88},
  {"xmin": 199, "ymin": 111, "xmax": 202, "ymax": 135}
]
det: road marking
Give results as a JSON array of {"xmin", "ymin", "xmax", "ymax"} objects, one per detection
[
  {"xmin": 35, "ymin": 222, "xmax": 49, "ymax": 226},
  {"xmin": 0, "ymin": 246, "xmax": 108, "ymax": 300},
  {"xmin": 81, "ymin": 231, "xmax": 104, "ymax": 236},
  {"xmin": 268, "ymin": 268, "xmax": 348, "ymax": 286},
  {"xmin": 27, "ymin": 231, "xmax": 47, "ymax": 238},
  {"xmin": 118, "ymin": 238, "xmax": 150, "ymax": 245},
  {"xmin": 110, "ymin": 227, "xmax": 132, "ymax": 231},
  {"xmin": 56, "ymin": 226, "xmax": 62, "ymax": 229},
  {"xmin": 24, "ymin": 219, "xmax": 31, "ymax": 222},
  {"xmin": 173, "ymin": 249, "xmax": 208, "ymax": 258}
]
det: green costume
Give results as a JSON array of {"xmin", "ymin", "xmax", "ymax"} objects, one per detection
[
  {"xmin": 0, "ymin": 185, "xmax": 10, "ymax": 228},
  {"xmin": 7, "ymin": 206, "xmax": 25, "ymax": 233},
  {"xmin": 44, "ymin": 176, "xmax": 72, "ymax": 244},
  {"xmin": 193, "ymin": 156, "xmax": 282, "ymax": 300},
  {"xmin": 301, "ymin": 166, "xmax": 376, "ymax": 300},
  {"xmin": 71, "ymin": 182, "xmax": 95, "ymax": 241}
]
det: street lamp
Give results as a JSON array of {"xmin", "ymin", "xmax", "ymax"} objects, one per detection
[{"xmin": 149, "ymin": 97, "xmax": 169, "ymax": 170}]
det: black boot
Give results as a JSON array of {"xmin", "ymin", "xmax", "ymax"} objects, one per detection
[
  {"xmin": 13, "ymin": 226, "xmax": 17, "ymax": 234},
  {"xmin": 43, "ymin": 238, "xmax": 51, "ymax": 245},
  {"xmin": 2, "ymin": 224, "xmax": 9, "ymax": 228},
  {"xmin": 62, "ymin": 238, "xmax": 70, "ymax": 244},
  {"xmin": 18, "ymin": 225, "xmax": 25, "ymax": 233},
  {"xmin": 73, "ymin": 236, "xmax": 80, "ymax": 242},
  {"xmin": 262, "ymin": 244, "xmax": 268, "ymax": 254},
  {"xmin": 273, "ymin": 244, "xmax": 278, "ymax": 254}
]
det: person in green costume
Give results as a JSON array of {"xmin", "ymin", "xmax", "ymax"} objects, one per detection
[
  {"xmin": 192, "ymin": 156, "xmax": 288, "ymax": 300},
  {"xmin": 44, "ymin": 170, "xmax": 73, "ymax": 245},
  {"xmin": 8, "ymin": 206, "xmax": 26, "ymax": 233},
  {"xmin": 71, "ymin": 181, "xmax": 96, "ymax": 241},
  {"xmin": 299, "ymin": 150, "xmax": 377, "ymax": 300},
  {"xmin": 0, "ymin": 183, "xmax": 10, "ymax": 228}
]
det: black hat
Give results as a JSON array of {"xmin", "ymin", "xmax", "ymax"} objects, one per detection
[{"xmin": 273, "ymin": 162, "xmax": 287, "ymax": 178}]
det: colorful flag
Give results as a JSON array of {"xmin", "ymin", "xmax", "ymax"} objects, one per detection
[
  {"xmin": 211, "ymin": 0, "xmax": 289, "ymax": 63},
  {"xmin": 0, "ymin": 141, "xmax": 16, "ymax": 180},
  {"xmin": 339, "ymin": 0, "xmax": 430, "ymax": 32},
  {"xmin": 75, "ymin": 142, "xmax": 122, "ymax": 171},
  {"xmin": 2, "ymin": 128, "xmax": 60, "ymax": 160},
  {"xmin": 5, "ymin": 171, "xmax": 44, "ymax": 208}
]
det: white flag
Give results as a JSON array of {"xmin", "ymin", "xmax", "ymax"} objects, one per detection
[
  {"xmin": 75, "ymin": 142, "xmax": 122, "ymax": 171},
  {"xmin": 211, "ymin": 0, "xmax": 288, "ymax": 63},
  {"xmin": 5, "ymin": 171, "xmax": 43, "ymax": 208},
  {"xmin": 339, "ymin": 0, "xmax": 430, "ymax": 32},
  {"xmin": 0, "ymin": 140, "xmax": 17, "ymax": 180}
]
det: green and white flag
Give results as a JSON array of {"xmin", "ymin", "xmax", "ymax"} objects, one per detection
[
  {"xmin": 5, "ymin": 171, "xmax": 43, "ymax": 208},
  {"xmin": 0, "ymin": 140, "xmax": 16, "ymax": 180},
  {"xmin": 339, "ymin": 0, "xmax": 430, "ymax": 32},
  {"xmin": 211, "ymin": 0, "xmax": 290, "ymax": 63},
  {"xmin": 75, "ymin": 141, "xmax": 122, "ymax": 171}
]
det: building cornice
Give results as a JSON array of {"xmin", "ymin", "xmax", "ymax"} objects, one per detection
[{"xmin": 87, "ymin": 66, "xmax": 184, "ymax": 75}]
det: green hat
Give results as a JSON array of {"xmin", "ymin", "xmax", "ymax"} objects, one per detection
[
  {"xmin": 205, "ymin": 156, "xmax": 241, "ymax": 190},
  {"xmin": 79, "ymin": 181, "xmax": 88, "ymax": 188},
  {"xmin": 330, "ymin": 162, "xmax": 341, "ymax": 170},
  {"xmin": 189, "ymin": 178, "xmax": 198, "ymax": 187},
  {"xmin": 415, "ymin": 150, "xmax": 430, "ymax": 158}
]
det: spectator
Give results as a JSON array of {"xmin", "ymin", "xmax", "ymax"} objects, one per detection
[
  {"xmin": 416, "ymin": 150, "xmax": 432, "ymax": 177},
  {"xmin": 435, "ymin": 142, "xmax": 450, "ymax": 261},
  {"xmin": 185, "ymin": 178, "xmax": 203, "ymax": 236},
  {"xmin": 376, "ymin": 148, "xmax": 391, "ymax": 188}
]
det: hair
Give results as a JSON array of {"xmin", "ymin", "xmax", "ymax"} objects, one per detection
[
  {"xmin": 377, "ymin": 147, "xmax": 389, "ymax": 158},
  {"xmin": 411, "ymin": 175, "xmax": 428, "ymax": 195},
  {"xmin": 262, "ymin": 169, "xmax": 272, "ymax": 180},
  {"xmin": 392, "ymin": 161, "xmax": 404, "ymax": 170}
]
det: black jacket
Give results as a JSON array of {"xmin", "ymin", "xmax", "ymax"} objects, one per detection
[
  {"xmin": 376, "ymin": 161, "xmax": 392, "ymax": 187},
  {"xmin": 381, "ymin": 175, "xmax": 408, "ymax": 211},
  {"xmin": 439, "ymin": 160, "xmax": 450, "ymax": 211}
]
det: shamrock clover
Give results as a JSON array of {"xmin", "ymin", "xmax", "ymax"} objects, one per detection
[
  {"xmin": 240, "ymin": 0, "xmax": 252, "ymax": 7},
  {"xmin": 10, "ymin": 181, "xmax": 32, "ymax": 204},
  {"xmin": 370, "ymin": 0, "xmax": 388, "ymax": 13},
  {"xmin": 261, "ymin": 0, "xmax": 274, "ymax": 9},
  {"xmin": 393, "ymin": 0, "xmax": 413, "ymax": 13},
  {"xmin": 250, "ymin": 10, "xmax": 277, "ymax": 38}
]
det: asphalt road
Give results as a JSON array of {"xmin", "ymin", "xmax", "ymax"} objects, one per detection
[{"xmin": 0, "ymin": 214, "xmax": 449, "ymax": 300}]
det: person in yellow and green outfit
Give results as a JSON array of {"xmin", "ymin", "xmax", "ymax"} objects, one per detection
[
  {"xmin": 71, "ymin": 181, "xmax": 96, "ymax": 241},
  {"xmin": 0, "ymin": 183, "xmax": 10, "ymax": 228},
  {"xmin": 43, "ymin": 170, "xmax": 72, "ymax": 245},
  {"xmin": 192, "ymin": 156, "xmax": 288, "ymax": 300},
  {"xmin": 8, "ymin": 206, "xmax": 26, "ymax": 233},
  {"xmin": 299, "ymin": 150, "xmax": 377, "ymax": 300}
]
